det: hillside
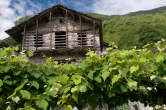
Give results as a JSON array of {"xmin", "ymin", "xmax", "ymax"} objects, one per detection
[
  {"xmin": 127, "ymin": 6, "xmax": 166, "ymax": 16},
  {"xmin": 88, "ymin": 6, "xmax": 166, "ymax": 49},
  {"xmin": 102, "ymin": 13, "xmax": 166, "ymax": 49},
  {"xmin": 86, "ymin": 13, "xmax": 118, "ymax": 21}
]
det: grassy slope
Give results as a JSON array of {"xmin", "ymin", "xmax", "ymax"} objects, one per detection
[{"xmin": 88, "ymin": 6, "xmax": 166, "ymax": 49}]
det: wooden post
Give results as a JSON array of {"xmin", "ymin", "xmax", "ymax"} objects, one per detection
[
  {"xmin": 22, "ymin": 24, "xmax": 26, "ymax": 50},
  {"xmin": 99, "ymin": 21, "xmax": 103, "ymax": 52},
  {"xmin": 93, "ymin": 21, "xmax": 96, "ymax": 49},
  {"xmin": 36, "ymin": 18, "xmax": 39, "ymax": 51},
  {"xmin": 65, "ymin": 9, "xmax": 68, "ymax": 48},
  {"xmin": 79, "ymin": 16, "xmax": 82, "ymax": 48},
  {"xmin": 99, "ymin": 101, "xmax": 103, "ymax": 110},
  {"xmin": 49, "ymin": 11, "xmax": 52, "ymax": 50}
]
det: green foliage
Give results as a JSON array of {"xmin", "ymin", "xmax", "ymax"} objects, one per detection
[
  {"xmin": 20, "ymin": 90, "xmax": 31, "ymax": 100},
  {"xmin": 101, "ymin": 13, "xmax": 166, "ymax": 49},
  {"xmin": 0, "ymin": 37, "xmax": 17, "ymax": 47},
  {"xmin": 15, "ymin": 16, "xmax": 31, "ymax": 25},
  {"xmin": 88, "ymin": 7, "xmax": 166, "ymax": 49},
  {"xmin": 86, "ymin": 13, "xmax": 117, "ymax": 21},
  {"xmin": 35, "ymin": 99, "xmax": 48, "ymax": 110},
  {"xmin": 1, "ymin": 41, "xmax": 166, "ymax": 109},
  {"xmin": 0, "ymin": 79, "xmax": 3, "ymax": 87}
]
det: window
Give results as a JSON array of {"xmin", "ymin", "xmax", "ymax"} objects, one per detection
[
  {"xmin": 59, "ymin": 19, "xmax": 63, "ymax": 24},
  {"xmin": 55, "ymin": 31, "xmax": 67, "ymax": 49},
  {"xmin": 77, "ymin": 33, "xmax": 87, "ymax": 46},
  {"xmin": 34, "ymin": 35, "xmax": 43, "ymax": 47}
]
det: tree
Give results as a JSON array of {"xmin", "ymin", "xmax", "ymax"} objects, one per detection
[
  {"xmin": 0, "ymin": 37, "xmax": 17, "ymax": 46},
  {"xmin": 15, "ymin": 16, "xmax": 31, "ymax": 25},
  {"xmin": 1, "ymin": 16, "xmax": 31, "ymax": 46}
]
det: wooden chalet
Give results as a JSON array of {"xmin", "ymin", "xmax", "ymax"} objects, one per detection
[{"xmin": 6, "ymin": 4, "xmax": 103, "ymax": 63}]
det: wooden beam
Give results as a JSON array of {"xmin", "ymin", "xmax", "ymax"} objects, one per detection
[
  {"xmin": 22, "ymin": 24, "xmax": 26, "ymax": 50},
  {"xmin": 24, "ymin": 44, "xmax": 50, "ymax": 47},
  {"xmin": 25, "ymin": 30, "xmax": 99, "ymax": 36},
  {"xmin": 99, "ymin": 21, "xmax": 103, "ymax": 52},
  {"xmin": 65, "ymin": 9, "xmax": 68, "ymax": 48},
  {"xmin": 93, "ymin": 21, "xmax": 96, "ymax": 48},
  {"xmin": 49, "ymin": 11, "xmax": 52, "ymax": 50},
  {"xmin": 36, "ymin": 19, "xmax": 39, "ymax": 51},
  {"xmin": 79, "ymin": 16, "xmax": 82, "ymax": 48}
]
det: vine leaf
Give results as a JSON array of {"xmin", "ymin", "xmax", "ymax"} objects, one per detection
[
  {"xmin": 0, "ymin": 79, "xmax": 3, "ymax": 87},
  {"xmin": 31, "ymin": 81, "xmax": 39, "ymax": 89},
  {"xmin": 72, "ymin": 92, "xmax": 78, "ymax": 102},
  {"xmin": 64, "ymin": 105, "xmax": 72, "ymax": 110},
  {"xmin": 119, "ymin": 68, "xmax": 129, "ymax": 78},
  {"xmin": 27, "ymin": 51, "xmax": 33, "ymax": 57},
  {"xmin": 71, "ymin": 86, "xmax": 78, "ymax": 93},
  {"xmin": 79, "ymin": 85, "xmax": 87, "ymax": 92},
  {"xmin": 32, "ymin": 72, "xmax": 42, "ymax": 79},
  {"xmin": 112, "ymin": 74, "xmax": 121, "ymax": 85},
  {"xmin": 102, "ymin": 70, "xmax": 110, "ymax": 81},
  {"xmin": 87, "ymin": 71, "xmax": 95, "ymax": 80},
  {"xmin": 20, "ymin": 90, "xmax": 31, "ymax": 100},
  {"xmin": 155, "ymin": 54, "xmax": 164, "ymax": 62},
  {"xmin": 60, "ymin": 75, "xmax": 69, "ymax": 84},
  {"xmin": 12, "ymin": 96, "xmax": 20, "ymax": 103},
  {"xmin": 94, "ymin": 76, "xmax": 102, "ymax": 83},
  {"xmin": 130, "ymin": 65, "xmax": 139, "ymax": 73},
  {"xmin": 150, "ymin": 75, "xmax": 157, "ymax": 80},
  {"xmin": 35, "ymin": 99, "xmax": 48, "ymax": 110},
  {"xmin": 127, "ymin": 79, "xmax": 138, "ymax": 90},
  {"xmin": 72, "ymin": 75, "xmax": 82, "ymax": 85}
]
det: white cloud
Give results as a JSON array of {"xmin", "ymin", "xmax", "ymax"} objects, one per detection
[
  {"xmin": 92, "ymin": 0, "xmax": 166, "ymax": 15},
  {"xmin": 0, "ymin": 0, "xmax": 14, "ymax": 40},
  {"xmin": 0, "ymin": 0, "xmax": 42, "ymax": 40}
]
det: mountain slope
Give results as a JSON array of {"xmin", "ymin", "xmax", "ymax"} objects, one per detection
[
  {"xmin": 102, "ymin": 13, "xmax": 166, "ymax": 49},
  {"xmin": 128, "ymin": 6, "xmax": 166, "ymax": 16},
  {"xmin": 88, "ymin": 6, "xmax": 166, "ymax": 49},
  {"xmin": 86, "ymin": 13, "xmax": 118, "ymax": 21}
]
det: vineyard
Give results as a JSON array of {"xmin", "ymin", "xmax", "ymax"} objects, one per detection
[{"xmin": 1, "ymin": 41, "xmax": 166, "ymax": 110}]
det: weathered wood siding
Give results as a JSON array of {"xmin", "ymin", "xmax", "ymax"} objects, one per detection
[{"xmin": 23, "ymin": 13, "xmax": 101, "ymax": 52}]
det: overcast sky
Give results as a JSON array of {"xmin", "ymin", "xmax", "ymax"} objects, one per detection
[{"xmin": 0, "ymin": 0, "xmax": 166, "ymax": 40}]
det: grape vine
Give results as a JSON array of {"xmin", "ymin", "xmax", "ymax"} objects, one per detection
[{"xmin": 0, "ymin": 41, "xmax": 166, "ymax": 110}]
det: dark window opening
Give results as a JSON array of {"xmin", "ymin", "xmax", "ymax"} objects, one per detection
[
  {"xmin": 59, "ymin": 19, "xmax": 63, "ymax": 24},
  {"xmin": 77, "ymin": 33, "xmax": 87, "ymax": 46},
  {"xmin": 34, "ymin": 35, "xmax": 43, "ymax": 47},
  {"xmin": 55, "ymin": 32, "xmax": 66, "ymax": 49}
]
